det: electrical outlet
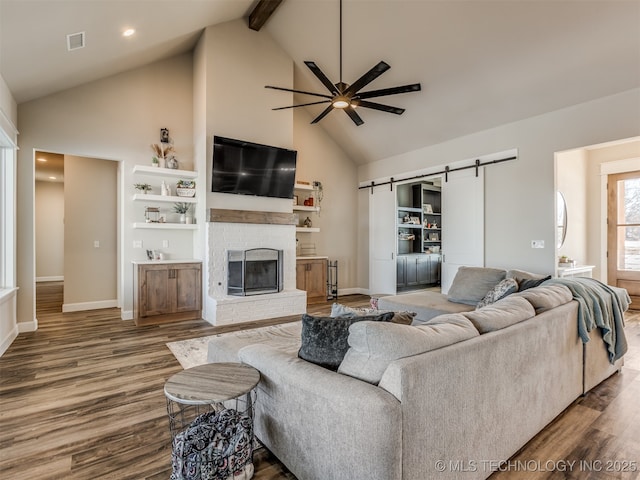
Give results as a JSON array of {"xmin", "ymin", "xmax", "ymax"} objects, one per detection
[
  {"xmin": 94, "ymin": 240, "xmax": 100, "ymax": 248},
  {"xmin": 162, "ymin": 240, "xmax": 169, "ymax": 248},
  {"xmin": 531, "ymin": 240, "xmax": 545, "ymax": 249},
  {"xmin": 133, "ymin": 240, "xmax": 143, "ymax": 248}
]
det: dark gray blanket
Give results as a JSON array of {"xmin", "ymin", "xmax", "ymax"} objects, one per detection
[{"xmin": 543, "ymin": 277, "xmax": 629, "ymax": 363}]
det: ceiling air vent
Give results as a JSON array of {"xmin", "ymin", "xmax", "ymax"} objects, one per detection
[{"xmin": 66, "ymin": 31, "xmax": 86, "ymax": 51}]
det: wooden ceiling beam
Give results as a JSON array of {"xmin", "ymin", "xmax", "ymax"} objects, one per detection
[{"xmin": 248, "ymin": 0, "xmax": 284, "ymax": 31}]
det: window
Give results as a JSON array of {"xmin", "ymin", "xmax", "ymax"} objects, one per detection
[{"xmin": 0, "ymin": 128, "xmax": 17, "ymax": 289}]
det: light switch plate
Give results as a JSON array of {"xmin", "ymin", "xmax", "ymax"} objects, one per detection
[
  {"xmin": 133, "ymin": 240, "xmax": 143, "ymax": 248},
  {"xmin": 531, "ymin": 240, "xmax": 545, "ymax": 249}
]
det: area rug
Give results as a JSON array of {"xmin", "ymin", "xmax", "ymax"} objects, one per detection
[{"xmin": 167, "ymin": 321, "xmax": 301, "ymax": 369}]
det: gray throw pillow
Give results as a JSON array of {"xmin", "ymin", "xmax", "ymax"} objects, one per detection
[
  {"xmin": 518, "ymin": 275, "xmax": 551, "ymax": 292},
  {"xmin": 298, "ymin": 312, "xmax": 395, "ymax": 370},
  {"xmin": 447, "ymin": 266, "xmax": 507, "ymax": 305}
]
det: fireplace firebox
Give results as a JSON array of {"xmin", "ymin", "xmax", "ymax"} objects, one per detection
[{"xmin": 227, "ymin": 248, "xmax": 283, "ymax": 296}]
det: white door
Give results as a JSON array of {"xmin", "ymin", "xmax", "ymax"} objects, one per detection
[
  {"xmin": 441, "ymin": 168, "xmax": 485, "ymax": 293},
  {"xmin": 369, "ymin": 186, "xmax": 397, "ymax": 295}
]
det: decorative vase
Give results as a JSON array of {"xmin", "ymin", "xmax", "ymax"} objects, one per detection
[
  {"xmin": 179, "ymin": 213, "xmax": 186, "ymax": 224},
  {"xmin": 186, "ymin": 216, "xmax": 193, "ymax": 224}
]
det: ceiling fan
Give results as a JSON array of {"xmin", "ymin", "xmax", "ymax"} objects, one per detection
[{"xmin": 265, "ymin": 0, "xmax": 421, "ymax": 126}]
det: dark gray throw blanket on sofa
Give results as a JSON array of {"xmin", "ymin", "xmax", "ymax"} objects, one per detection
[{"xmin": 543, "ymin": 277, "xmax": 629, "ymax": 363}]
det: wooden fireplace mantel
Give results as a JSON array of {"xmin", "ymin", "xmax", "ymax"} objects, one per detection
[{"xmin": 209, "ymin": 209, "xmax": 296, "ymax": 226}]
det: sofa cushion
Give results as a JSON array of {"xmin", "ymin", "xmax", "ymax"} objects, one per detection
[
  {"xmin": 338, "ymin": 314, "xmax": 479, "ymax": 384},
  {"xmin": 330, "ymin": 302, "xmax": 416, "ymax": 325},
  {"xmin": 514, "ymin": 284, "xmax": 573, "ymax": 312},
  {"xmin": 447, "ymin": 266, "xmax": 507, "ymax": 305},
  {"xmin": 506, "ymin": 269, "xmax": 548, "ymax": 282},
  {"xmin": 463, "ymin": 296, "xmax": 536, "ymax": 333},
  {"xmin": 476, "ymin": 278, "xmax": 519, "ymax": 309},
  {"xmin": 378, "ymin": 292, "xmax": 474, "ymax": 323},
  {"xmin": 298, "ymin": 312, "xmax": 395, "ymax": 370}
]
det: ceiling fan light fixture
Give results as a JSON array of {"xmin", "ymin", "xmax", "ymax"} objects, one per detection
[{"xmin": 332, "ymin": 96, "xmax": 350, "ymax": 109}]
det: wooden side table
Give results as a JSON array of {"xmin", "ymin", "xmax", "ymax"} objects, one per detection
[{"xmin": 164, "ymin": 362, "xmax": 260, "ymax": 438}]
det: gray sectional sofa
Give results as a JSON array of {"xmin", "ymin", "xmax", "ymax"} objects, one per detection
[{"xmin": 206, "ymin": 267, "xmax": 629, "ymax": 480}]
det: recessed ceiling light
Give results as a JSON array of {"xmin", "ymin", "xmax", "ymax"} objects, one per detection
[
  {"xmin": 37, "ymin": 158, "xmax": 47, "ymax": 162},
  {"xmin": 49, "ymin": 176, "xmax": 57, "ymax": 180},
  {"xmin": 123, "ymin": 28, "xmax": 136, "ymax": 37}
]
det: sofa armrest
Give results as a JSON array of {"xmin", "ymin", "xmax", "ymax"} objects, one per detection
[{"xmin": 239, "ymin": 344, "xmax": 402, "ymax": 480}]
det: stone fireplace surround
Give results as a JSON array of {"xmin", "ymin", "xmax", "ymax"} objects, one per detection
[{"xmin": 205, "ymin": 209, "xmax": 307, "ymax": 325}]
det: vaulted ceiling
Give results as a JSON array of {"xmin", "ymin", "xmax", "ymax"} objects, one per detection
[{"xmin": 1, "ymin": 0, "xmax": 638, "ymax": 164}]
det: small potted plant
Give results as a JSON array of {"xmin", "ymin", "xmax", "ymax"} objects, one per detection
[
  {"xmin": 134, "ymin": 183, "xmax": 152, "ymax": 194},
  {"xmin": 176, "ymin": 179, "xmax": 196, "ymax": 197},
  {"xmin": 173, "ymin": 202, "xmax": 192, "ymax": 223}
]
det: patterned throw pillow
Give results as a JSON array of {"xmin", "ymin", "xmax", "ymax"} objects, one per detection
[
  {"xmin": 298, "ymin": 312, "xmax": 395, "ymax": 370},
  {"xmin": 171, "ymin": 409, "xmax": 254, "ymax": 480},
  {"xmin": 476, "ymin": 278, "xmax": 519, "ymax": 309}
]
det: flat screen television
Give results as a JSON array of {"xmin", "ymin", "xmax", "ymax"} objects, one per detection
[{"xmin": 212, "ymin": 136, "xmax": 297, "ymax": 199}]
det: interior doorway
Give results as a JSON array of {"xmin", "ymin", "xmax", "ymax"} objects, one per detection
[
  {"xmin": 34, "ymin": 151, "xmax": 120, "ymax": 316},
  {"xmin": 607, "ymin": 170, "xmax": 640, "ymax": 309}
]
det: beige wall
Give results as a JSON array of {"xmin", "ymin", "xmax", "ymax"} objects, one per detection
[
  {"xmin": 293, "ymin": 108, "xmax": 359, "ymax": 291},
  {"xmin": 0, "ymin": 73, "xmax": 17, "ymax": 132},
  {"xmin": 17, "ymin": 53, "xmax": 194, "ymax": 325},
  {"xmin": 63, "ymin": 155, "xmax": 117, "ymax": 308},
  {"xmin": 35, "ymin": 181, "xmax": 65, "ymax": 280},
  {"xmin": 358, "ymin": 88, "xmax": 640, "ymax": 287}
]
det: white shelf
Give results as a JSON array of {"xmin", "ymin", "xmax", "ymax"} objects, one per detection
[
  {"xmin": 293, "ymin": 205, "xmax": 320, "ymax": 212},
  {"xmin": 296, "ymin": 227, "xmax": 320, "ymax": 233},
  {"xmin": 294, "ymin": 182, "xmax": 314, "ymax": 190},
  {"xmin": 133, "ymin": 222, "xmax": 198, "ymax": 230},
  {"xmin": 133, "ymin": 193, "xmax": 197, "ymax": 203},
  {"xmin": 132, "ymin": 165, "xmax": 198, "ymax": 178}
]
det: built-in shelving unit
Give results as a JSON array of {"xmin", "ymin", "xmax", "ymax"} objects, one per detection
[
  {"xmin": 132, "ymin": 165, "xmax": 198, "ymax": 179},
  {"xmin": 396, "ymin": 182, "xmax": 442, "ymax": 290},
  {"xmin": 132, "ymin": 164, "xmax": 198, "ymax": 227},
  {"xmin": 133, "ymin": 193, "xmax": 197, "ymax": 203},
  {"xmin": 294, "ymin": 182, "xmax": 321, "ymax": 234},
  {"xmin": 133, "ymin": 223, "xmax": 198, "ymax": 230}
]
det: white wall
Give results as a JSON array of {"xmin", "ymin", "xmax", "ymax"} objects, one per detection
[
  {"xmin": 358, "ymin": 88, "xmax": 640, "ymax": 288},
  {"xmin": 556, "ymin": 149, "xmax": 588, "ymax": 265},
  {"xmin": 17, "ymin": 53, "xmax": 194, "ymax": 325},
  {"xmin": 35, "ymin": 181, "xmax": 64, "ymax": 280}
]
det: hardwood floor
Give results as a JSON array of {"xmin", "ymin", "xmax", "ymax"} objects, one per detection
[{"xmin": 0, "ymin": 283, "xmax": 638, "ymax": 479}]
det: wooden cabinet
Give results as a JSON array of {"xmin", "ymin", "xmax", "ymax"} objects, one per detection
[
  {"xmin": 397, "ymin": 254, "xmax": 440, "ymax": 289},
  {"xmin": 134, "ymin": 261, "xmax": 202, "ymax": 325},
  {"xmin": 296, "ymin": 258, "xmax": 327, "ymax": 304}
]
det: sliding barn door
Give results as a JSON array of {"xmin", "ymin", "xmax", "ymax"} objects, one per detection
[
  {"xmin": 369, "ymin": 186, "xmax": 397, "ymax": 295},
  {"xmin": 440, "ymin": 168, "xmax": 485, "ymax": 293}
]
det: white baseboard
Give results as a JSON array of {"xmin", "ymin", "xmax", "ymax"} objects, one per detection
[
  {"xmin": 18, "ymin": 319, "xmax": 38, "ymax": 333},
  {"xmin": 121, "ymin": 310, "xmax": 134, "ymax": 320},
  {"xmin": 36, "ymin": 276, "xmax": 64, "ymax": 282},
  {"xmin": 0, "ymin": 325, "xmax": 18, "ymax": 357},
  {"xmin": 62, "ymin": 299, "xmax": 118, "ymax": 313}
]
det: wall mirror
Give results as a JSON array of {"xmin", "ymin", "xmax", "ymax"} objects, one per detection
[{"xmin": 556, "ymin": 191, "xmax": 567, "ymax": 248}]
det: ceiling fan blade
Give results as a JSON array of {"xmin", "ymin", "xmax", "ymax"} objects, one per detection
[
  {"xmin": 356, "ymin": 100, "xmax": 405, "ymax": 115},
  {"xmin": 344, "ymin": 106, "xmax": 364, "ymax": 126},
  {"xmin": 310, "ymin": 105, "xmax": 335, "ymax": 124},
  {"xmin": 356, "ymin": 83, "xmax": 421, "ymax": 100},
  {"xmin": 265, "ymin": 85, "xmax": 332, "ymax": 99},
  {"xmin": 272, "ymin": 100, "xmax": 331, "ymax": 110},
  {"xmin": 304, "ymin": 61, "xmax": 339, "ymax": 95},
  {"xmin": 344, "ymin": 61, "xmax": 391, "ymax": 96}
]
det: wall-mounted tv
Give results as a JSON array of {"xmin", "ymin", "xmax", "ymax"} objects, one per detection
[{"xmin": 212, "ymin": 136, "xmax": 297, "ymax": 199}]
